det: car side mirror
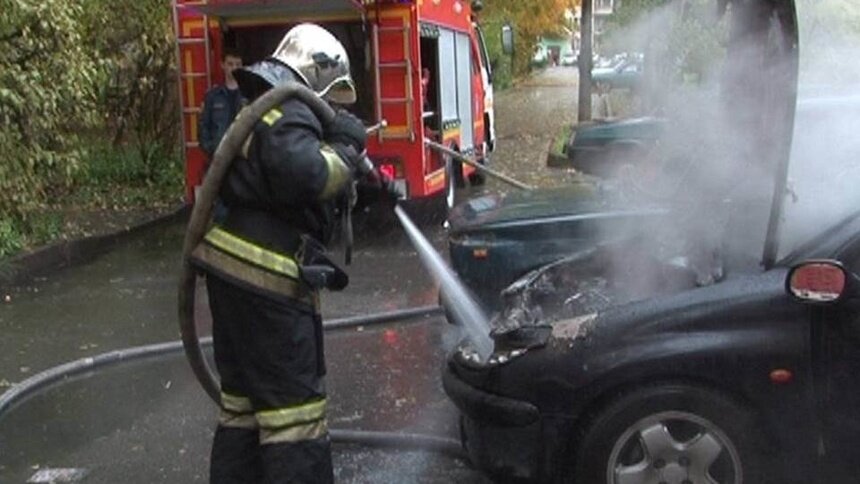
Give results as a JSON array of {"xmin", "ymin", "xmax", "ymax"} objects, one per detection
[
  {"xmin": 786, "ymin": 260, "xmax": 849, "ymax": 304},
  {"xmin": 501, "ymin": 24, "xmax": 514, "ymax": 56}
]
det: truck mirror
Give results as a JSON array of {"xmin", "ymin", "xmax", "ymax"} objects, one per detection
[{"xmin": 501, "ymin": 24, "xmax": 514, "ymax": 56}]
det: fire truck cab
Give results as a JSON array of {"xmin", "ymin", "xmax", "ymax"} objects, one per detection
[{"xmin": 172, "ymin": 0, "xmax": 497, "ymax": 203}]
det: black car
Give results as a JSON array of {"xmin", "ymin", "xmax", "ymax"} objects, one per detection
[
  {"xmin": 444, "ymin": 218, "xmax": 860, "ymax": 482},
  {"xmin": 440, "ymin": 2, "xmax": 860, "ymax": 483}
]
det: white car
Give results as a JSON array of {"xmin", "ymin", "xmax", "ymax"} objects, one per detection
[{"xmin": 561, "ymin": 51, "xmax": 577, "ymax": 66}]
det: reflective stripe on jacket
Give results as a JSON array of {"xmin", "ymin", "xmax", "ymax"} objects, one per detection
[{"xmin": 190, "ymin": 225, "xmax": 317, "ymax": 309}]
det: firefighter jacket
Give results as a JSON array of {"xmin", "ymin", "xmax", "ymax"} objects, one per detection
[
  {"xmin": 191, "ymin": 94, "xmax": 353, "ymax": 307},
  {"xmin": 198, "ymin": 85, "xmax": 245, "ymax": 157}
]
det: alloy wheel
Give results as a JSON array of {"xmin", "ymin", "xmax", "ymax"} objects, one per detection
[{"xmin": 606, "ymin": 411, "xmax": 743, "ymax": 484}]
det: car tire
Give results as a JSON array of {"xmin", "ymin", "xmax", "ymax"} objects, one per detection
[{"xmin": 571, "ymin": 384, "xmax": 765, "ymax": 484}]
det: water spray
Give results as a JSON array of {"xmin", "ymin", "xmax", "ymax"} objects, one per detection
[{"xmin": 393, "ymin": 205, "xmax": 494, "ymax": 361}]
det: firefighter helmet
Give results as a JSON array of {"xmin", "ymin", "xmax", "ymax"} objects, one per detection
[
  {"xmin": 235, "ymin": 24, "xmax": 357, "ymax": 104},
  {"xmin": 270, "ymin": 23, "xmax": 356, "ymax": 105}
]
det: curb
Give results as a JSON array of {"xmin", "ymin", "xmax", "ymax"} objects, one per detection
[{"xmin": 0, "ymin": 205, "xmax": 189, "ymax": 289}]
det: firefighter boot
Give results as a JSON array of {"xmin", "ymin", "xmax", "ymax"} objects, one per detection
[
  {"xmin": 210, "ymin": 426, "xmax": 263, "ymax": 484},
  {"xmin": 261, "ymin": 437, "xmax": 334, "ymax": 484}
]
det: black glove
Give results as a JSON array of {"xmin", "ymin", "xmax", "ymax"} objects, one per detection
[
  {"xmin": 356, "ymin": 168, "xmax": 401, "ymax": 209},
  {"xmin": 326, "ymin": 110, "xmax": 366, "ymax": 154}
]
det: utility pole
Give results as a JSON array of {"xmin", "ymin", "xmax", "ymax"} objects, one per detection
[{"xmin": 577, "ymin": 0, "xmax": 593, "ymax": 122}]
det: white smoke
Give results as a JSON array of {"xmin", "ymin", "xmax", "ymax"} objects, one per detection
[{"xmin": 779, "ymin": 0, "xmax": 860, "ymax": 257}]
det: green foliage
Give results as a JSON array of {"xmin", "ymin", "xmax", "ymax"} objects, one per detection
[
  {"xmin": 480, "ymin": 15, "xmax": 515, "ymax": 89},
  {"xmin": 0, "ymin": 219, "xmax": 24, "ymax": 258},
  {"xmin": 551, "ymin": 124, "xmax": 573, "ymax": 155},
  {"xmin": 80, "ymin": 0, "xmax": 179, "ymax": 160},
  {"xmin": 482, "ymin": 0, "xmax": 575, "ymax": 82},
  {"xmin": 0, "ymin": 0, "xmax": 180, "ymax": 260},
  {"xmin": 0, "ymin": 0, "xmax": 98, "ymax": 220},
  {"xmin": 77, "ymin": 142, "xmax": 183, "ymax": 190}
]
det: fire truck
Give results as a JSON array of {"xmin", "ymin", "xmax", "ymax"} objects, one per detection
[{"xmin": 172, "ymin": 0, "xmax": 497, "ymax": 204}]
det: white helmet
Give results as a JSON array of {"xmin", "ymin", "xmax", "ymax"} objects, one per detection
[{"xmin": 271, "ymin": 23, "xmax": 357, "ymax": 104}]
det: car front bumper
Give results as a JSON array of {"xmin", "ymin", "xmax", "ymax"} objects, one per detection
[{"xmin": 442, "ymin": 364, "xmax": 543, "ymax": 482}]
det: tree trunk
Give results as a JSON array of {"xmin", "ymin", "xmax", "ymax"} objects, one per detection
[{"xmin": 577, "ymin": 0, "xmax": 593, "ymax": 122}]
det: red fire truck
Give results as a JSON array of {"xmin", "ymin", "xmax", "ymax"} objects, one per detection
[{"xmin": 172, "ymin": 0, "xmax": 497, "ymax": 203}]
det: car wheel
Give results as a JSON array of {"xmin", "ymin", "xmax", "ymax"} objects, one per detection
[{"xmin": 572, "ymin": 384, "xmax": 764, "ymax": 484}]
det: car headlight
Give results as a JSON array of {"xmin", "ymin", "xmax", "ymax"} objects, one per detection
[{"xmin": 455, "ymin": 341, "xmax": 528, "ymax": 368}]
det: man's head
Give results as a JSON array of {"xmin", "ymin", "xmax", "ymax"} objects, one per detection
[{"xmin": 221, "ymin": 48, "xmax": 243, "ymax": 86}]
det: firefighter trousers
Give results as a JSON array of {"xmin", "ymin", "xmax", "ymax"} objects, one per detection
[{"xmin": 206, "ymin": 275, "xmax": 333, "ymax": 484}]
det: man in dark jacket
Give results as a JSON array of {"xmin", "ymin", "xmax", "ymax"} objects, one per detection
[
  {"xmin": 191, "ymin": 24, "xmax": 397, "ymax": 484},
  {"xmin": 199, "ymin": 49, "xmax": 245, "ymax": 160}
]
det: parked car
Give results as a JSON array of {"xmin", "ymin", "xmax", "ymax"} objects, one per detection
[
  {"xmin": 562, "ymin": 116, "xmax": 666, "ymax": 177},
  {"xmin": 446, "ymin": 184, "xmax": 667, "ymax": 310},
  {"xmin": 560, "ymin": 51, "xmax": 577, "ymax": 67},
  {"xmin": 441, "ymin": 2, "xmax": 860, "ymax": 483},
  {"xmin": 592, "ymin": 55, "xmax": 643, "ymax": 90}
]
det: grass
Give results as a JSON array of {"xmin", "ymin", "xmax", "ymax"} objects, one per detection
[{"xmin": 0, "ymin": 141, "xmax": 183, "ymax": 262}]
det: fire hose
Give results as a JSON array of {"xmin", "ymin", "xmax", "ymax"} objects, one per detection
[
  {"xmin": 0, "ymin": 322, "xmax": 461, "ymax": 457},
  {"xmin": 0, "ymin": 82, "xmax": 497, "ymax": 460},
  {"xmin": 175, "ymin": 81, "xmax": 467, "ymax": 456}
]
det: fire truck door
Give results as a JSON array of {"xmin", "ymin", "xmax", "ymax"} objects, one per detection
[
  {"xmin": 438, "ymin": 29, "xmax": 458, "ymax": 131},
  {"xmin": 455, "ymin": 32, "xmax": 474, "ymax": 152}
]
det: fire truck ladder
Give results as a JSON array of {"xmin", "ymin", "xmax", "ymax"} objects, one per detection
[
  {"xmin": 372, "ymin": 22, "xmax": 415, "ymax": 143},
  {"xmin": 172, "ymin": 0, "xmax": 213, "ymax": 151}
]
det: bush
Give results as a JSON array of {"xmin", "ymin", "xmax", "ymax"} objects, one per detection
[{"xmin": 0, "ymin": 0, "xmax": 99, "ymax": 221}]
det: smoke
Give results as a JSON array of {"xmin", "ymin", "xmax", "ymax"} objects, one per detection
[
  {"xmin": 593, "ymin": 0, "xmax": 793, "ymax": 278},
  {"xmin": 779, "ymin": 0, "xmax": 860, "ymax": 257},
  {"xmin": 521, "ymin": 0, "xmax": 842, "ymax": 321}
]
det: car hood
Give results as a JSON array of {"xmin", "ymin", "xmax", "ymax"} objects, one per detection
[
  {"xmin": 447, "ymin": 183, "xmax": 625, "ymax": 234},
  {"xmin": 573, "ymin": 116, "xmax": 666, "ymax": 144}
]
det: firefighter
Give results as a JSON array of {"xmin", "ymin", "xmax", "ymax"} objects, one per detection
[{"xmin": 190, "ymin": 23, "xmax": 398, "ymax": 484}]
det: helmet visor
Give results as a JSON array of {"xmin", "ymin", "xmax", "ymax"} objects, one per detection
[{"xmin": 318, "ymin": 74, "xmax": 357, "ymax": 105}]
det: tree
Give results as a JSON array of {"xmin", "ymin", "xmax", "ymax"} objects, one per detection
[
  {"xmin": 485, "ymin": 0, "xmax": 578, "ymax": 76},
  {"xmin": 80, "ymin": 0, "xmax": 179, "ymax": 179},
  {"xmin": 0, "ymin": 0, "xmax": 98, "ymax": 221}
]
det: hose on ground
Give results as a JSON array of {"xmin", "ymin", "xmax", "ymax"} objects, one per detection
[{"xmin": 0, "ymin": 323, "xmax": 465, "ymax": 459}]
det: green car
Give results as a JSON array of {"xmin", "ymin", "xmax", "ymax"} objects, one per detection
[
  {"xmin": 446, "ymin": 183, "xmax": 668, "ymax": 309},
  {"xmin": 591, "ymin": 57, "xmax": 643, "ymax": 90},
  {"xmin": 562, "ymin": 116, "xmax": 666, "ymax": 177}
]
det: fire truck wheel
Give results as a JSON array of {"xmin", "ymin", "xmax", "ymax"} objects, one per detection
[
  {"xmin": 444, "ymin": 147, "xmax": 465, "ymax": 210},
  {"xmin": 468, "ymin": 153, "xmax": 488, "ymax": 186}
]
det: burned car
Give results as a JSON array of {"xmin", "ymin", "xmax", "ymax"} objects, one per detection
[{"xmin": 441, "ymin": 2, "xmax": 860, "ymax": 483}]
